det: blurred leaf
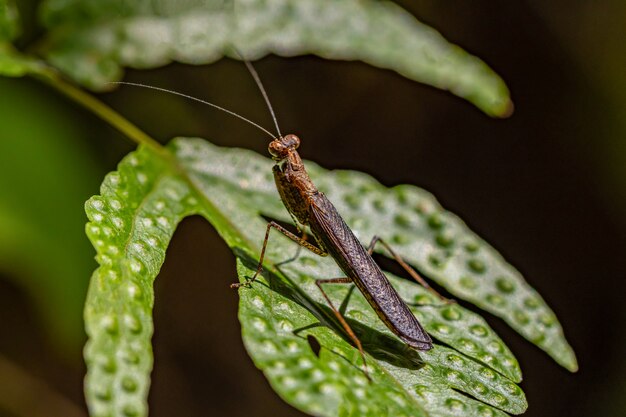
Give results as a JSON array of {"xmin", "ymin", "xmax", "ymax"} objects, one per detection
[
  {"xmin": 0, "ymin": 44, "xmax": 42, "ymax": 76},
  {"xmin": 0, "ymin": 0, "xmax": 43, "ymax": 77},
  {"xmin": 0, "ymin": 0, "xmax": 19, "ymax": 41},
  {"xmin": 39, "ymin": 0, "xmax": 511, "ymax": 116},
  {"xmin": 0, "ymin": 77, "xmax": 101, "ymax": 350},
  {"xmin": 85, "ymin": 138, "xmax": 537, "ymax": 417}
]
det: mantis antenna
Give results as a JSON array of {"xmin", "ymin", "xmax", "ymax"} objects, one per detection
[
  {"xmin": 107, "ymin": 81, "xmax": 277, "ymax": 140},
  {"xmin": 241, "ymin": 59, "xmax": 283, "ymax": 139}
]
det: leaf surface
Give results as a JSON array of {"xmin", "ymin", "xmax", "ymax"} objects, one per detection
[
  {"xmin": 0, "ymin": 44, "xmax": 43, "ymax": 76},
  {"xmin": 83, "ymin": 138, "xmax": 565, "ymax": 417},
  {"xmin": 179, "ymin": 139, "xmax": 578, "ymax": 371},
  {"xmin": 39, "ymin": 0, "xmax": 511, "ymax": 116}
]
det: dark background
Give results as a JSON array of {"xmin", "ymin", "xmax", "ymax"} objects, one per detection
[{"xmin": 1, "ymin": 1, "xmax": 625, "ymax": 416}]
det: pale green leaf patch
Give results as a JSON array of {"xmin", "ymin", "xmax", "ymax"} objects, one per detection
[{"xmin": 0, "ymin": 44, "xmax": 43, "ymax": 77}]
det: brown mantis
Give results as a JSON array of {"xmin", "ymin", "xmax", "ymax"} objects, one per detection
[{"xmin": 113, "ymin": 60, "xmax": 444, "ymax": 378}]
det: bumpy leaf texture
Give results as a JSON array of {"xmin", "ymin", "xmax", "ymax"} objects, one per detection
[
  {"xmin": 39, "ymin": 0, "xmax": 512, "ymax": 116},
  {"xmin": 84, "ymin": 138, "xmax": 574, "ymax": 417}
]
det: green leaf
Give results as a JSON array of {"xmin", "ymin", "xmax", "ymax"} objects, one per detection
[
  {"xmin": 0, "ymin": 44, "xmax": 42, "ymax": 77},
  {"xmin": 85, "ymin": 138, "xmax": 563, "ymax": 417},
  {"xmin": 179, "ymin": 138, "xmax": 578, "ymax": 372},
  {"xmin": 83, "ymin": 149, "xmax": 200, "ymax": 417},
  {"xmin": 0, "ymin": 0, "xmax": 42, "ymax": 77},
  {"xmin": 39, "ymin": 0, "xmax": 511, "ymax": 116},
  {"xmin": 0, "ymin": 0, "xmax": 19, "ymax": 41},
  {"xmin": 236, "ymin": 260, "xmax": 527, "ymax": 416}
]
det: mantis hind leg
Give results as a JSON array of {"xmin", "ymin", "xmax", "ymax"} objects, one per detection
[{"xmin": 315, "ymin": 278, "xmax": 371, "ymax": 381}]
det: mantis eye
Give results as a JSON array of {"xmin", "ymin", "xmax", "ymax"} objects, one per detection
[
  {"xmin": 268, "ymin": 140, "xmax": 285, "ymax": 158},
  {"xmin": 283, "ymin": 134, "xmax": 300, "ymax": 149}
]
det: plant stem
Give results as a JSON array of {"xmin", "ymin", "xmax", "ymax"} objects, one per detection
[{"xmin": 35, "ymin": 68, "xmax": 166, "ymax": 155}]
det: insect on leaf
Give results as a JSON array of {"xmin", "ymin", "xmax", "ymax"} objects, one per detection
[{"xmin": 83, "ymin": 138, "xmax": 549, "ymax": 417}]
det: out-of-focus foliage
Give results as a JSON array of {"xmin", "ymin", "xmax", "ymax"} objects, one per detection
[
  {"xmin": 0, "ymin": 0, "xmax": 42, "ymax": 76},
  {"xmin": 37, "ymin": 0, "xmax": 512, "ymax": 116},
  {"xmin": 0, "ymin": 45, "xmax": 42, "ymax": 76},
  {"xmin": 528, "ymin": 1, "xmax": 626, "ymax": 223},
  {"xmin": 524, "ymin": 5, "xmax": 626, "ymax": 415},
  {"xmin": 0, "ymin": 77, "xmax": 100, "ymax": 349},
  {"xmin": 0, "ymin": 0, "xmax": 19, "ymax": 41}
]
